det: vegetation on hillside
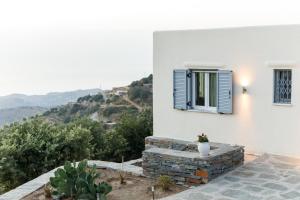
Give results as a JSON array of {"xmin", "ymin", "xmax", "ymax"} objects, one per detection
[
  {"xmin": 128, "ymin": 74, "xmax": 152, "ymax": 106},
  {"xmin": 0, "ymin": 75, "xmax": 153, "ymax": 194}
]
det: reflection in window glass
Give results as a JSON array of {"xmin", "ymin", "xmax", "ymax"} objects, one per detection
[
  {"xmin": 209, "ymin": 73, "xmax": 217, "ymax": 107},
  {"xmin": 196, "ymin": 72, "xmax": 205, "ymax": 106}
]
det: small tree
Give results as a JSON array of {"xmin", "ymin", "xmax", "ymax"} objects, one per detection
[{"xmin": 115, "ymin": 109, "xmax": 153, "ymax": 160}]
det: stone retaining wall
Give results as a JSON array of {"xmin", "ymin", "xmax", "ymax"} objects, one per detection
[{"xmin": 142, "ymin": 136, "xmax": 244, "ymax": 186}]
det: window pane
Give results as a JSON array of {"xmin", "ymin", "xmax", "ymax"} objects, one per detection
[
  {"xmin": 196, "ymin": 72, "xmax": 205, "ymax": 106},
  {"xmin": 209, "ymin": 73, "xmax": 217, "ymax": 107},
  {"xmin": 274, "ymin": 69, "xmax": 292, "ymax": 104}
]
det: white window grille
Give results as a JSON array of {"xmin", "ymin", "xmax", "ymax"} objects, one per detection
[{"xmin": 274, "ymin": 69, "xmax": 292, "ymax": 104}]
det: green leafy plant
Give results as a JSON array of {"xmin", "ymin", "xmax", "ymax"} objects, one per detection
[
  {"xmin": 44, "ymin": 184, "xmax": 52, "ymax": 198},
  {"xmin": 118, "ymin": 172, "xmax": 126, "ymax": 185},
  {"xmin": 50, "ymin": 160, "xmax": 112, "ymax": 200},
  {"xmin": 198, "ymin": 133, "xmax": 209, "ymax": 143},
  {"xmin": 156, "ymin": 175, "xmax": 173, "ymax": 191}
]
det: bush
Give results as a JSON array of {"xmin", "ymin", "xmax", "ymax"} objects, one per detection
[
  {"xmin": 68, "ymin": 118, "xmax": 106, "ymax": 159},
  {"xmin": 50, "ymin": 160, "xmax": 112, "ymax": 200},
  {"xmin": 115, "ymin": 109, "xmax": 153, "ymax": 160},
  {"xmin": 128, "ymin": 86, "xmax": 152, "ymax": 104},
  {"xmin": 0, "ymin": 105, "xmax": 153, "ymax": 193},
  {"xmin": 130, "ymin": 74, "xmax": 152, "ymax": 87},
  {"xmin": 98, "ymin": 130, "xmax": 128, "ymax": 162},
  {"xmin": 77, "ymin": 93, "xmax": 104, "ymax": 103},
  {"xmin": 102, "ymin": 106, "xmax": 138, "ymax": 118},
  {"xmin": 0, "ymin": 119, "xmax": 93, "ymax": 193},
  {"xmin": 156, "ymin": 175, "xmax": 173, "ymax": 191}
]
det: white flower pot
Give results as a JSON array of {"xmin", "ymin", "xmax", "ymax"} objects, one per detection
[{"xmin": 197, "ymin": 142, "xmax": 210, "ymax": 157}]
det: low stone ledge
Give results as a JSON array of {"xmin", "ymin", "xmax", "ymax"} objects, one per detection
[{"xmin": 143, "ymin": 136, "xmax": 244, "ymax": 186}]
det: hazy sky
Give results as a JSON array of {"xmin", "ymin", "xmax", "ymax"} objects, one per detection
[{"xmin": 1, "ymin": 0, "xmax": 300, "ymax": 95}]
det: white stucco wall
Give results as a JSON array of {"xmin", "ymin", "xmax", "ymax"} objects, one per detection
[{"xmin": 153, "ymin": 25, "xmax": 300, "ymax": 157}]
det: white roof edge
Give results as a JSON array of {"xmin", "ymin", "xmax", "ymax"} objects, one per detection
[{"xmin": 153, "ymin": 24, "xmax": 300, "ymax": 34}]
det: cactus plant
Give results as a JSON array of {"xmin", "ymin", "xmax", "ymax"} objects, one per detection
[{"xmin": 50, "ymin": 160, "xmax": 112, "ymax": 200}]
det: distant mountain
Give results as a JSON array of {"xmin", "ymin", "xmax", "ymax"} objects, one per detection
[
  {"xmin": 0, "ymin": 106, "xmax": 48, "ymax": 126},
  {"xmin": 0, "ymin": 89, "xmax": 102, "ymax": 109}
]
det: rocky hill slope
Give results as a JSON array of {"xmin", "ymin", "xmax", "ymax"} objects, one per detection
[{"xmin": 42, "ymin": 74, "xmax": 152, "ymax": 125}]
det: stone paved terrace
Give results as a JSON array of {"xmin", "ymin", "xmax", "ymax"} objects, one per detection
[{"xmin": 160, "ymin": 154, "xmax": 300, "ymax": 200}]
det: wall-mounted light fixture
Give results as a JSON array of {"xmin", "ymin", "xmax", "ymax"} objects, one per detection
[
  {"xmin": 242, "ymin": 87, "xmax": 247, "ymax": 94},
  {"xmin": 241, "ymin": 79, "xmax": 248, "ymax": 94}
]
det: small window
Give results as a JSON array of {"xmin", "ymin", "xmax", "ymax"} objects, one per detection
[
  {"xmin": 192, "ymin": 71, "xmax": 217, "ymax": 112},
  {"xmin": 274, "ymin": 69, "xmax": 292, "ymax": 104}
]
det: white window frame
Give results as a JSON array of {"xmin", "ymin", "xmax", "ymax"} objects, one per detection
[{"xmin": 192, "ymin": 70, "xmax": 217, "ymax": 113}]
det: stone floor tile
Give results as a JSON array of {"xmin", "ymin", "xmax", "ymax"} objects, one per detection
[
  {"xmin": 264, "ymin": 196, "xmax": 284, "ymax": 200},
  {"xmin": 258, "ymin": 173, "xmax": 280, "ymax": 180},
  {"xmin": 284, "ymin": 176, "xmax": 300, "ymax": 184},
  {"xmin": 197, "ymin": 186, "xmax": 219, "ymax": 193},
  {"xmin": 280, "ymin": 191, "xmax": 300, "ymax": 199},
  {"xmin": 221, "ymin": 189, "xmax": 260, "ymax": 199},
  {"xmin": 271, "ymin": 162, "xmax": 295, "ymax": 170},
  {"xmin": 231, "ymin": 170, "xmax": 256, "ymax": 178},
  {"xmin": 243, "ymin": 185, "xmax": 264, "ymax": 193},
  {"xmin": 262, "ymin": 182, "xmax": 288, "ymax": 191},
  {"xmin": 261, "ymin": 189, "xmax": 277, "ymax": 196},
  {"xmin": 187, "ymin": 192, "xmax": 213, "ymax": 200},
  {"xmin": 224, "ymin": 176, "xmax": 240, "ymax": 182},
  {"xmin": 229, "ymin": 183, "xmax": 243, "ymax": 188}
]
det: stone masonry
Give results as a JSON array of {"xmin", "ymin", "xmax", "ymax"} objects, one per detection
[{"xmin": 142, "ymin": 136, "xmax": 244, "ymax": 186}]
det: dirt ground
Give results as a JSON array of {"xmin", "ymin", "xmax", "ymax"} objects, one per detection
[{"xmin": 22, "ymin": 168, "xmax": 186, "ymax": 200}]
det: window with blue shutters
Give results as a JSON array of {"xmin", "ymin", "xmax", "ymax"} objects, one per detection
[{"xmin": 173, "ymin": 69, "xmax": 233, "ymax": 114}]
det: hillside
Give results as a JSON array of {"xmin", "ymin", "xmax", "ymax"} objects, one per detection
[
  {"xmin": 0, "ymin": 75, "xmax": 153, "ymax": 194},
  {"xmin": 0, "ymin": 106, "xmax": 48, "ymax": 126},
  {"xmin": 0, "ymin": 89, "xmax": 103, "ymax": 126},
  {"xmin": 42, "ymin": 74, "xmax": 152, "ymax": 124},
  {"xmin": 0, "ymin": 89, "xmax": 101, "ymax": 109}
]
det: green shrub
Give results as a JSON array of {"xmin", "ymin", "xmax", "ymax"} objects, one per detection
[
  {"xmin": 128, "ymin": 86, "xmax": 152, "ymax": 105},
  {"xmin": 0, "ymin": 119, "xmax": 93, "ymax": 193},
  {"xmin": 130, "ymin": 74, "xmax": 152, "ymax": 87},
  {"xmin": 50, "ymin": 160, "xmax": 112, "ymax": 200},
  {"xmin": 77, "ymin": 93, "xmax": 104, "ymax": 103},
  {"xmin": 156, "ymin": 175, "xmax": 173, "ymax": 191},
  {"xmin": 68, "ymin": 118, "xmax": 105, "ymax": 159},
  {"xmin": 197, "ymin": 134, "xmax": 209, "ymax": 143},
  {"xmin": 98, "ymin": 130, "xmax": 127, "ymax": 162},
  {"xmin": 0, "ymin": 100, "xmax": 153, "ymax": 193},
  {"xmin": 115, "ymin": 109, "xmax": 153, "ymax": 160}
]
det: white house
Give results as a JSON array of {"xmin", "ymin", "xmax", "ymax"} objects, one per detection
[{"xmin": 153, "ymin": 25, "xmax": 300, "ymax": 157}]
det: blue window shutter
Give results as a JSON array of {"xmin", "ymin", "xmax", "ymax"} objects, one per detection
[
  {"xmin": 217, "ymin": 70, "xmax": 233, "ymax": 114},
  {"xmin": 173, "ymin": 69, "xmax": 190, "ymax": 110}
]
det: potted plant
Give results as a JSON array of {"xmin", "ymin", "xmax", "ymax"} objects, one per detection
[{"xmin": 197, "ymin": 134, "xmax": 210, "ymax": 156}]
